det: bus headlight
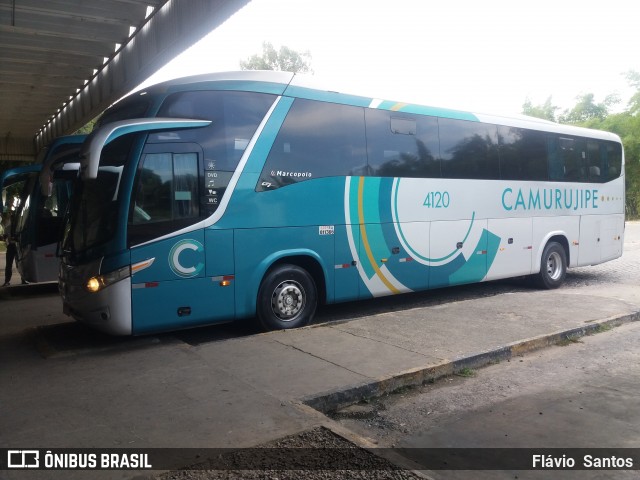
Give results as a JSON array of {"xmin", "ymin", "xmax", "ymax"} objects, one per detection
[
  {"xmin": 86, "ymin": 277, "xmax": 101, "ymax": 293},
  {"xmin": 85, "ymin": 266, "xmax": 130, "ymax": 293}
]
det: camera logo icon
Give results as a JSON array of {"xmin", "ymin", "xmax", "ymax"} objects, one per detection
[{"xmin": 7, "ymin": 450, "xmax": 39, "ymax": 468}]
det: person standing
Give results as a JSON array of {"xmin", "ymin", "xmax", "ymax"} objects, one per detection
[{"xmin": 1, "ymin": 210, "xmax": 18, "ymax": 287}]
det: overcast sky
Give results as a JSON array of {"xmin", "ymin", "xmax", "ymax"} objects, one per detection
[{"xmin": 140, "ymin": 0, "xmax": 639, "ymax": 116}]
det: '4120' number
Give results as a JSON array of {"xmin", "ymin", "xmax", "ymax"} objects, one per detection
[{"xmin": 423, "ymin": 191, "xmax": 450, "ymax": 208}]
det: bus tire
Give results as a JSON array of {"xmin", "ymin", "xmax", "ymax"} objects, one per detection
[
  {"xmin": 534, "ymin": 241, "xmax": 567, "ymax": 289},
  {"xmin": 256, "ymin": 264, "xmax": 317, "ymax": 331}
]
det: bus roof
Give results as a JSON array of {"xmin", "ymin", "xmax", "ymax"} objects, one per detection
[{"xmin": 134, "ymin": 71, "xmax": 621, "ymax": 143}]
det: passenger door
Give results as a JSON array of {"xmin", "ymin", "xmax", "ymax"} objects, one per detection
[{"xmin": 128, "ymin": 143, "xmax": 230, "ymax": 334}]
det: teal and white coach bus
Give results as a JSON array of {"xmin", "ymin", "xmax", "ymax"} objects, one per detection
[
  {"xmin": 59, "ymin": 71, "xmax": 624, "ymax": 335},
  {"xmin": 1, "ymin": 135, "xmax": 84, "ymax": 283}
]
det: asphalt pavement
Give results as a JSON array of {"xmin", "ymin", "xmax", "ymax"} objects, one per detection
[{"xmin": 1, "ymin": 223, "xmax": 639, "ymax": 479}]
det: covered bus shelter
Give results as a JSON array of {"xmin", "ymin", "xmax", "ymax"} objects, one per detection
[{"xmin": 0, "ymin": 0, "xmax": 250, "ymax": 162}]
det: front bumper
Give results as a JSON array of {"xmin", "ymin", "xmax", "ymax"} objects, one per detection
[{"xmin": 60, "ymin": 259, "xmax": 132, "ymax": 335}]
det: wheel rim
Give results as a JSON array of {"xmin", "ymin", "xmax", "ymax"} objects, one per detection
[
  {"xmin": 546, "ymin": 251, "xmax": 563, "ymax": 280},
  {"xmin": 271, "ymin": 280, "xmax": 305, "ymax": 322}
]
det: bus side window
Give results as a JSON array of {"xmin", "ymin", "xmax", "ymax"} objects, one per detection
[
  {"xmin": 587, "ymin": 141, "xmax": 602, "ymax": 182},
  {"xmin": 439, "ymin": 118, "xmax": 500, "ymax": 180},
  {"xmin": 366, "ymin": 109, "xmax": 440, "ymax": 178},
  {"xmin": 547, "ymin": 136, "xmax": 563, "ymax": 181},
  {"xmin": 498, "ymin": 126, "xmax": 548, "ymax": 181},
  {"xmin": 604, "ymin": 142, "xmax": 622, "ymax": 182},
  {"xmin": 37, "ymin": 178, "xmax": 74, "ymax": 247},
  {"xmin": 154, "ymin": 91, "xmax": 276, "ymax": 173},
  {"xmin": 257, "ymin": 99, "xmax": 367, "ymax": 190},
  {"xmin": 559, "ymin": 137, "xmax": 587, "ymax": 182},
  {"xmin": 128, "ymin": 150, "xmax": 200, "ymax": 245},
  {"xmin": 134, "ymin": 153, "xmax": 173, "ymax": 224}
]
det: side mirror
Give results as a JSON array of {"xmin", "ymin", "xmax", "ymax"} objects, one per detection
[{"xmin": 81, "ymin": 118, "xmax": 211, "ymax": 179}]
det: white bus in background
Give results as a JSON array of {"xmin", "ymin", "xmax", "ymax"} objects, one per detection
[{"xmin": 1, "ymin": 135, "xmax": 84, "ymax": 283}]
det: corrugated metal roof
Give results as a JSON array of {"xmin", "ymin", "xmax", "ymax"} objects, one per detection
[{"xmin": 0, "ymin": 0, "xmax": 249, "ymax": 161}]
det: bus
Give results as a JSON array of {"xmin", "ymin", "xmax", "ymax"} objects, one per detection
[
  {"xmin": 58, "ymin": 71, "xmax": 625, "ymax": 335},
  {"xmin": 1, "ymin": 164, "xmax": 41, "ymax": 235},
  {"xmin": 1, "ymin": 135, "xmax": 84, "ymax": 283}
]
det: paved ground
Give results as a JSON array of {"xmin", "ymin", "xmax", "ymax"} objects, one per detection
[
  {"xmin": 333, "ymin": 317, "xmax": 640, "ymax": 479},
  {"xmin": 0, "ymin": 223, "xmax": 639, "ymax": 479}
]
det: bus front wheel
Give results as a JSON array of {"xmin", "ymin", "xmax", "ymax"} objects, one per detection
[
  {"xmin": 257, "ymin": 264, "xmax": 318, "ymax": 331},
  {"xmin": 534, "ymin": 241, "xmax": 567, "ymax": 289}
]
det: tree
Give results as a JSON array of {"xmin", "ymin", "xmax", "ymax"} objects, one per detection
[
  {"xmin": 74, "ymin": 117, "xmax": 97, "ymax": 135},
  {"xmin": 560, "ymin": 78, "xmax": 640, "ymax": 218},
  {"xmin": 523, "ymin": 74, "xmax": 640, "ymax": 218},
  {"xmin": 522, "ymin": 96, "xmax": 559, "ymax": 121},
  {"xmin": 625, "ymin": 70, "xmax": 640, "ymax": 115},
  {"xmin": 558, "ymin": 93, "xmax": 620, "ymax": 125},
  {"xmin": 240, "ymin": 42, "xmax": 313, "ymax": 73}
]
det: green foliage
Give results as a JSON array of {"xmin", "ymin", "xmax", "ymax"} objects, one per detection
[
  {"xmin": 523, "ymin": 71, "xmax": 640, "ymax": 218},
  {"xmin": 558, "ymin": 93, "xmax": 620, "ymax": 124},
  {"xmin": 456, "ymin": 367, "xmax": 477, "ymax": 377},
  {"xmin": 74, "ymin": 117, "xmax": 97, "ymax": 135},
  {"xmin": 598, "ymin": 109, "xmax": 640, "ymax": 217},
  {"xmin": 625, "ymin": 70, "xmax": 640, "ymax": 114},
  {"xmin": 240, "ymin": 42, "xmax": 313, "ymax": 73},
  {"xmin": 522, "ymin": 96, "xmax": 558, "ymax": 121}
]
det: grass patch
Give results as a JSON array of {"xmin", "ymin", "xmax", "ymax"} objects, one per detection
[
  {"xmin": 455, "ymin": 367, "xmax": 477, "ymax": 378},
  {"xmin": 557, "ymin": 334, "xmax": 583, "ymax": 346},
  {"xmin": 592, "ymin": 323, "xmax": 613, "ymax": 334}
]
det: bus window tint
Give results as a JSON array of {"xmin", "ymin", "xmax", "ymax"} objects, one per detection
[
  {"xmin": 63, "ymin": 135, "xmax": 132, "ymax": 255},
  {"xmin": 587, "ymin": 141, "xmax": 603, "ymax": 182},
  {"xmin": 173, "ymin": 154, "xmax": 199, "ymax": 219},
  {"xmin": 439, "ymin": 118, "xmax": 500, "ymax": 179},
  {"xmin": 154, "ymin": 91, "xmax": 276, "ymax": 173},
  {"xmin": 96, "ymin": 98, "xmax": 151, "ymax": 128},
  {"xmin": 366, "ymin": 109, "xmax": 440, "ymax": 178},
  {"xmin": 131, "ymin": 153, "xmax": 199, "ymax": 225},
  {"xmin": 70, "ymin": 169, "xmax": 123, "ymax": 253},
  {"xmin": 565, "ymin": 137, "xmax": 587, "ymax": 182},
  {"xmin": 604, "ymin": 142, "xmax": 622, "ymax": 182},
  {"xmin": 38, "ymin": 176, "xmax": 74, "ymax": 247},
  {"xmin": 134, "ymin": 153, "xmax": 173, "ymax": 224},
  {"xmin": 547, "ymin": 136, "xmax": 562, "ymax": 181},
  {"xmin": 498, "ymin": 126, "xmax": 548, "ymax": 181},
  {"xmin": 129, "ymin": 151, "xmax": 200, "ymax": 245},
  {"xmin": 258, "ymin": 99, "xmax": 367, "ymax": 190},
  {"xmin": 549, "ymin": 136, "xmax": 587, "ymax": 182}
]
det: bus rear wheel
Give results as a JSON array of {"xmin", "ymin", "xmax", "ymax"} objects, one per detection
[
  {"xmin": 257, "ymin": 264, "xmax": 317, "ymax": 331},
  {"xmin": 534, "ymin": 241, "xmax": 567, "ymax": 289}
]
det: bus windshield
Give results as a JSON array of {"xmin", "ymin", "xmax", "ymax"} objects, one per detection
[
  {"xmin": 62, "ymin": 136, "xmax": 132, "ymax": 257},
  {"xmin": 64, "ymin": 90, "xmax": 276, "ymax": 260},
  {"xmin": 14, "ymin": 144, "xmax": 81, "ymax": 243}
]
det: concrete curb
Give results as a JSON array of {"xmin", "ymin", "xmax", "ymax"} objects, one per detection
[{"xmin": 303, "ymin": 310, "xmax": 640, "ymax": 413}]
